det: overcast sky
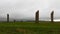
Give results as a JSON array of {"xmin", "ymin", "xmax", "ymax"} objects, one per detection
[{"xmin": 0, "ymin": 0, "xmax": 60, "ymax": 19}]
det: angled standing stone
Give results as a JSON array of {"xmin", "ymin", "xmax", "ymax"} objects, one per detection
[
  {"xmin": 35, "ymin": 10, "xmax": 39, "ymax": 23},
  {"xmin": 51, "ymin": 11, "xmax": 54, "ymax": 22},
  {"xmin": 7, "ymin": 14, "xmax": 9, "ymax": 22}
]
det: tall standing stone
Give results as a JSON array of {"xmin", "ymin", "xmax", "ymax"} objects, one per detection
[
  {"xmin": 51, "ymin": 11, "xmax": 54, "ymax": 22},
  {"xmin": 7, "ymin": 14, "xmax": 9, "ymax": 22},
  {"xmin": 35, "ymin": 10, "xmax": 39, "ymax": 23}
]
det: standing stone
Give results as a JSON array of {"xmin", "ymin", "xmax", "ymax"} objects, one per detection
[
  {"xmin": 7, "ymin": 14, "xmax": 9, "ymax": 22},
  {"xmin": 51, "ymin": 11, "xmax": 54, "ymax": 22},
  {"xmin": 14, "ymin": 19, "xmax": 16, "ymax": 22},
  {"xmin": 35, "ymin": 10, "xmax": 39, "ymax": 23}
]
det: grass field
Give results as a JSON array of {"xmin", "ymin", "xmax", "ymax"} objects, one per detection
[{"xmin": 0, "ymin": 22, "xmax": 60, "ymax": 34}]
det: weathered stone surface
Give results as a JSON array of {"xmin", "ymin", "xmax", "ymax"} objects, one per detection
[
  {"xmin": 7, "ymin": 14, "xmax": 9, "ymax": 22},
  {"xmin": 35, "ymin": 10, "xmax": 39, "ymax": 23},
  {"xmin": 51, "ymin": 11, "xmax": 54, "ymax": 22}
]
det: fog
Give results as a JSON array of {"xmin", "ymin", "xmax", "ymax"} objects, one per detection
[{"xmin": 0, "ymin": 0, "xmax": 60, "ymax": 21}]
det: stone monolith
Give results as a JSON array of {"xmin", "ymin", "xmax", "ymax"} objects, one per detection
[{"xmin": 35, "ymin": 10, "xmax": 39, "ymax": 23}]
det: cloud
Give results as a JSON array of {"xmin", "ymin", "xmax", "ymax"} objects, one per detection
[{"xmin": 0, "ymin": 0, "xmax": 59, "ymax": 19}]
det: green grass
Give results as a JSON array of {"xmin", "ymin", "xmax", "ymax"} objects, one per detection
[{"xmin": 0, "ymin": 22, "xmax": 60, "ymax": 34}]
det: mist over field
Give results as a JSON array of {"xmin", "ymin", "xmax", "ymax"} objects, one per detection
[{"xmin": 0, "ymin": 0, "xmax": 60, "ymax": 21}]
